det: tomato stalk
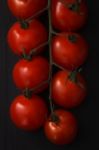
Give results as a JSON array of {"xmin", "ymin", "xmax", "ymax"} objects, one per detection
[
  {"xmin": 23, "ymin": 79, "xmax": 49, "ymax": 99},
  {"xmin": 19, "ymin": 20, "xmax": 29, "ymax": 29},
  {"xmin": 68, "ymin": 34, "xmax": 77, "ymax": 43},
  {"xmin": 17, "ymin": 6, "xmax": 48, "ymax": 23},
  {"xmin": 23, "ymin": 88, "xmax": 32, "ymax": 99},
  {"xmin": 53, "ymin": 62, "xmax": 67, "ymax": 71},
  {"xmin": 59, "ymin": 0, "xmax": 83, "ymax": 15},
  {"xmin": 25, "ymin": 6, "xmax": 49, "ymax": 22},
  {"xmin": 30, "ymin": 79, "xmax": 49, "ymax": 93},
  {"xmin": 48, "ymin": 0, "xmax": 60, "ymax": 123},
  {"xmin": 68, "ymin": 68, "xmax": 82, "ymax": 83},
  {"xmin": 48, "ymin": 0, "xmax": 55, "ymax": 117},
  {"xmin": 29, "ymin": 41, "xmax": 49, "ymax": 57},
  {"xmin": 68, "ymin": 70, "xmax": 78, "ymax": 83},
  {"xmin": 22, "ymin": 41, "xmax": 49, "ymax": 60}
]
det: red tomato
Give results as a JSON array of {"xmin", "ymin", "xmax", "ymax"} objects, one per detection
[
  {"xmin": 52, "ymin": 70, "xmax": 87, "ymax": 108},
  {"xmin": 7, "ymin": 0, "xmax": 47, "ymax": 19},
  {"xmin": 51, "ymin": 0, "xmax": 88, "ymax": 31},
  {"xmin": 10, "ymin": 95, "xmax": 48, "ymax": 130},
  {"xmin": 52, "ymin": 33, "xmax": 88, "ymax": 70},
  {"xmin": 12, "ymin": 56, "xmax": 49, "ymax": 92},
  {"xmin": 44, "ymin": 109, "xmax": 78, "ymax": 145},
  {"xmin": 7, "ymin": 20, "xmax": 48, "ymax": 56}
]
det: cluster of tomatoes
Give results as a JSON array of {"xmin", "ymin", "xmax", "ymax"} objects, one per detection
[{"xmin": 7, "ymin": 0, "xmax": 88, "ymax": 145}]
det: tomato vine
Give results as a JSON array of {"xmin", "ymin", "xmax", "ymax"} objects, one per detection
[{"xmin": 7, "ymin": 0, "xmax": 88, "ymax": 145}]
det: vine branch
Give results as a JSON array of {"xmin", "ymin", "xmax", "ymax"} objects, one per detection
[
  {"xmin": 48, "ymin": 0, "xmax": 54, "ymax": 116},
  {"xmin": 25, "ymin": 6, "xmax": 48, "ymax": 22}
]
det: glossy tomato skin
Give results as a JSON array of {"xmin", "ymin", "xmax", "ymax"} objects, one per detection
[
  {"xmin": 52, "ymin": 70, "xmax": 87, "ymax": 108},
  {"xmin": 7, "ymin": 0, "xmax": 47, "ymax": 19},
  {"xmin": 51, "ymin": 0, "xmax": 88, "ymax": 31},
  {"xmin": 13, "ymin": 56, "xmax": 49, "ymax": 92},
  {"xmin": 7, "ymin": 20, "xmax": 48, "ymax": 56},
  {"xmin": 52, "ymin": 33, "xmax": 88, "ymax": 70},
  {"xmin": 10, "ymin": 95, "xmax": 48, "ymax": 130},
  {"xmin": 44, "ymin": 109, "xmax": 78, "ymax": 145}
]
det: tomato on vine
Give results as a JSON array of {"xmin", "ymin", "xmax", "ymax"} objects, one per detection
[
  {"xmin": 12, "ymin": 56, "xmax": 49, "ymax": 92},
  {"xmin": 7, "ymin": 0, "xmax": 47, "ymax": 19},
  {"xmin": 7, "ymin": 20, "xmax": 48, "ymax": 56},
  {"xmin": 7, "ymin": 0, "xmax": 88, "ymax": 145},
  {"xmin": 52, "ymin": 32, "xmax": 88, "ymax": 70},
  {"xmin": 10, "ymin": 95, "xmax": 48, "ymax": 130},
  {"xmin": 44, "ymin": 109, "xmax": 78, "ymax": 145},
  {"xmin": 51, "ymin": 0, "xmax": 88, "ymax": 31},
  {"xmin": 52, "ymin": 70, "xmax": 87, "ymax": 108}
]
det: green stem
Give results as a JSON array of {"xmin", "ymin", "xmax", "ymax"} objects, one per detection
[
  {"xmin": 68, "ymin": 68, "xmax": 82, "ymax": 83},
  {"xmin": 19, "ymin": 20, "xmax": 29, "ymax": 29},
  {"xmin": 48, "ymin": 0, "xmax": 54, "ymax": 116},
  {"xmin": 25, "ymin": 6, "xmax": 48, "ymax": 22},
  {"xmin": 23, "ymin": 88, "xmax": 32, "ymax": 99},
  {"xmin": 53, "ymin": 62, "xmax": 66, "ymax": 71},
  {"xmin": 29, "ymin": 41, "xmax": 49, "ymax": 57},
  {"xmin": 68, "ymin": 70, "xmax": 78, "ymax": 83},
  {"xmin": 59, "ymin": 0, "xmax": 82, "ymax": 13},
  {"xmin": 30, "ymin": 79, "xmax": 50, "ymax": 92},
  {"xmin": 68, "ymin": 34, "xmax": 77, "ymax": 43},
  {"xmin": 22, "ymin": 41, "xmax": 48, "ymax": 60}
]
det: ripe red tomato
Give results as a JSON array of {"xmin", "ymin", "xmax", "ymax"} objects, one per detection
[
  {"xmin": 51, "ymin": 0, "xmax": 88, "ymax": 31},
  {"xmin": 44, "ymin": 109, "xmax": 78, "ymax": 145},
  {"xmin": 52, "ymin": 33, "xmax": 88, "ymax": 70},
  {"xmin": 7, "ymin": 20, "xmax": 48, "ymax": 56},
  {"xmin": 52, "ymin": 70, "xmax": 87, "ymax": 108},
  {"xmin": 7, "ymin": 0, "xmax": 47, "ymax": 19},
  {"xmin": 13, "ymin": 56, "xmax": 49, "ymax": 92},
  {"xmin": 10, "ymin": 95, "xmax": 48, "ymax": 130}
]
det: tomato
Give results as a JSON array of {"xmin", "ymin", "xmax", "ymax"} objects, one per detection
[
  {"xmin": 13, "ymin": 56, "xmax": 49, "ymax": 92},
  {"xmin": 51, "ymin": 0, "xmax": 88, "ymax": 31},
  {"xmin": 52, "ymin": 70, "xmax": 87, "ymax": 108},
  {"xmin": 7, "ymin": 0, "xmax": 47, "ymax": 19},
  {"xmin": 52, "ymin": 33, "xmax": 88, "ymax": 70},
  {"xmin": 7, "ymin": 20, "xmax": 48, "ymax": 56},
  {"xmin": 44, "ymin": 109, "xmax": 78, "ymax": 145},
  {"xmin": 10, "ymin": 95, "xmax": 48, "ymax": 130}
]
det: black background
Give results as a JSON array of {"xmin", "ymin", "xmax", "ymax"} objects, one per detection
[{"xmin": 0, "ymin": 0, "xmax": 99, "ymax": 149}]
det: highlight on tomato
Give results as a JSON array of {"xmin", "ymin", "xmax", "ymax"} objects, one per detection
[
  {"xmin": 51, "ymin": 70, "xmax": 87, "ymax": 108},
  {"xmin": 7, "ymin": 0, "xmax": 48, "ymax": 19},
  {"xmin": 52, "ymin": 32, "xmax": 88, "ymax": 71},
  {"xmin": 51, "ymin": 0, "xmax": 88, "ymax": 31},
  {"xmin": 10, "ymin": 94, "xmax": 48, "ymax": 131},
  {"xmin": 7, "ymin": 19, "xmax": 48, "ymax": 56},
  {"xmin": 12, "ymin": 56, "xmax": 49, "ymax": 93},
  {"xmin": 44, "ymin": 109, "xmax": 78, "ymax": 145}
]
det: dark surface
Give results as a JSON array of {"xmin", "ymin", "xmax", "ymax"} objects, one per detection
[{"xmin": 0, "ymin": 0, "xmax": 99, "ymax": 149}]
